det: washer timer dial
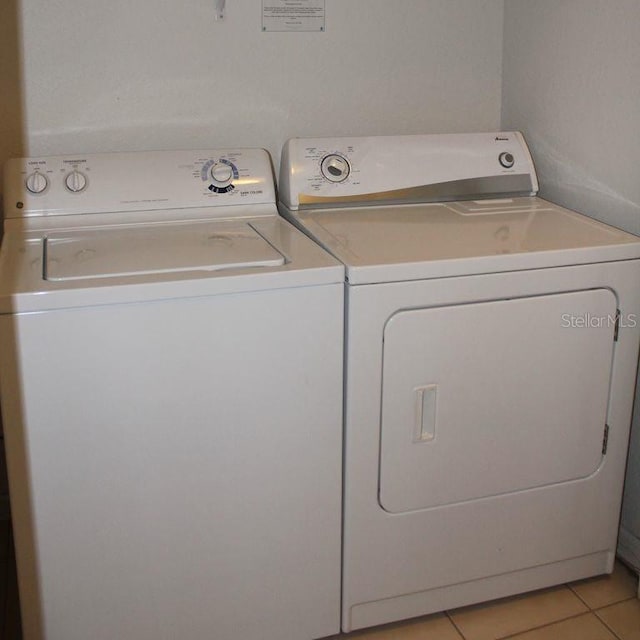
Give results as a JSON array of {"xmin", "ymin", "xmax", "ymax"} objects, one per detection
[
  {"xmin": 210, "ymin": 163, "xmax": 234, "ymax": 185},
  {"xmin": 201, "ymin": 158, "xmax": 239, "ymax": 193},
  {"xmin": 321, "ymin": 154, "xmax": 350, "ymax": 183}
]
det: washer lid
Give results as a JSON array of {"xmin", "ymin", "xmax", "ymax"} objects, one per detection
[
  {"xmin": 44, "ymin": 220, "xmax": 285, "ymax": 281},
  {"xmin": 289, "ymin": 197, "xmax": 640, "ymax": 284}
]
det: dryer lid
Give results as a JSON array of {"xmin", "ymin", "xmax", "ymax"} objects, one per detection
[
  {"xmin": 291, "ymin": 197, "xmax": 640, "ymax": 284},
  {"xmin": 43, "ymin": 220, "xmax": 285, "ymax": 281}
]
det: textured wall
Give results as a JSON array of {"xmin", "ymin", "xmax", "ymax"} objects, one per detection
[
  {"xmin": 8, "ymin": 0, "xmax": 503, "ymax": 173},
  {"xmin": 502, "ymin": 0, "xmax": 640, "ymax": 234}
]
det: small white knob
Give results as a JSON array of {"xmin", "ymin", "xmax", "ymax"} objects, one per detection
[
  {"xmin": 210, "ymin": 163, "xmax": 234, "ymax": 186},
  {"xmin": 25, "ymin": 171, "xmax": 48, "ymax": 194},
  {"xmin": 65, "ymin": 170, "xmax": 87, "ymax": 193}
]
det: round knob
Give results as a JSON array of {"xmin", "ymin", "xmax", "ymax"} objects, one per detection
[
  {"xmin": 25, "ymin": 171, "xmax": 48, "ymax": 194},
  {"xmin": 321, "ymin": 154, "xmax": 350, "ymax": 182},
  {"xmin": 499, "ymin": 152, "xmax": 515, "ymax": 169},
  {"xmin": 210, "ymin": 163, "xmax": 234, "ymax": 186},
  {"xmin": 65, "ymin": 170, "xmax": 87, "ymax": 193}
]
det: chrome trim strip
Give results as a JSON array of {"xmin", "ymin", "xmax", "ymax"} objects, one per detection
[{"xmin": 298, "ymin": 174, "xmax": 535, "ymax": 209}]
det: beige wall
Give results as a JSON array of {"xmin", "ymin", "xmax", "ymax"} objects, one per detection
[
  {"xmin": 2, "ymin": 0, "xmax": 503, "ymax": 179},
  {"xmin": 502, "ymin": 0, "xmax": 640, "ymax": 234}
]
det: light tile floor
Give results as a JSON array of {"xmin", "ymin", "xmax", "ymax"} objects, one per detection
[{"xmin": 331, "ymin": 562, "xmax": 640, "ymax": 640}]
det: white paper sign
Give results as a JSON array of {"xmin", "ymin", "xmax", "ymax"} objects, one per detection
[{"xmin": 262, "ymin": 0, "xmax": 325, "ymax": 32}]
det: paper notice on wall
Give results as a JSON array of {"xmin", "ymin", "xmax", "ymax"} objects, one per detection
[{"xmin": 262, "ymin": 0, "xmax": 325, "ymax": 32}]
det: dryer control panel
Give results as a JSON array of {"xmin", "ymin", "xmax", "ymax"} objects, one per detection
[
  {"xmin": 3, "ymin": 148, "xmax": 276, "ymax": 222},
  {"xmin": 279, "ymin": 132, "xmax": 539, "ymax": 210}
]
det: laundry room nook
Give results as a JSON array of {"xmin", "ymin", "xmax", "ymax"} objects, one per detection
[{"xmin": 0, "ymin": 2, "xmax": 639, "ymax": 640}]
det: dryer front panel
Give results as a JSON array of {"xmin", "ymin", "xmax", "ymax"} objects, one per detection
[
  {"xmin": 342, "ymin": 261, "xmax": 640, "ymax": 632},
  {"xmin": 379, "ymin": 290, "xmax": 616, "ymax": 513}
]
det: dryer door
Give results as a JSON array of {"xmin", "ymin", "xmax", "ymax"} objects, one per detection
[{"xmin": 379, "ymin": 288, "xmax": 617, "ymax": 513}]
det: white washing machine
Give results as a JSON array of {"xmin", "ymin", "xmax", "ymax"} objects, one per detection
[
  {"xmin": 0, "ymin": 149, "xmax": 344, "ymax": 640},
  {"xmin": 278, "ymin": 132, "xmax": 640, "ymax": 631}
]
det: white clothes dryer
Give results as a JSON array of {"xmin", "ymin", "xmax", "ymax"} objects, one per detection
[
  {"xmin": 278, "ymin": 132, "xmax": 640, "ymax": 631},
  {"xmin": 0, "ymin": 149, "xmax": 344, "ymax": 640}
]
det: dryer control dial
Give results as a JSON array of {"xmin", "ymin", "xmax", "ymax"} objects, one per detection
[
  {"xmin": 25, "ymin": 171, "xmax": 48, "ymax": 194},
  {"xmin": 65, "ymin": 169, "xmax": 88, "ymax": 193},
  {"xmin": 499, "ymin": 151, "xmax": 515, "ymax": 169},
  {"xmin": 321, "ymin": 154, "xmax": 350, "ymax": 182}
]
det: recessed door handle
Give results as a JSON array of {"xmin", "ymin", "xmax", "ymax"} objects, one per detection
[{"xmin": 414, "ymin": 384, "xmax": 437, "ymax": 443}]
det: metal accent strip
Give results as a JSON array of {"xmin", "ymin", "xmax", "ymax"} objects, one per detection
[{"xmin": 298, "ymin": 174, "xmax": 535, "ymax": 209}]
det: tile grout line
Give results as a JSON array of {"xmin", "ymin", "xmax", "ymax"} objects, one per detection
[
  {"xmin": 449, "ymin": 598, "xmax": 635, "ymax": 640},
  {"xmin": 566, "ymin": 582, "xmax": 593, "ymax": 610},
  {"xmin": 482, "ymin": 610, "xmax": 595, "ymax": 640},
  {"xmin": 567, "ymin": 579, "xmax": 637, "ymax": 612},
  {"xmin": 444, "ymin": 610, "xmax": 467, "ymax": 639},
  {"xmin": 593, "ymin": 605, "xmax": 628, "ymax": 640},
  {"xmin": 593, "ymin": 613, "xmax": 625, "ymax": 640},
  {"xmin": 444, "ymin": 583, "xmax": 590, "ymax": 640}
]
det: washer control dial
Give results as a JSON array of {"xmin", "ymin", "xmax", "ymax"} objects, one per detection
[
  {"xmin": 499, "ymin": 151, "xmax": 515, "ymax": 169},
  {"xmin": 25, "ymin": 171, "xmax": 48, "ymax": 194},
  {"xmin": 210, "ymin": 162, "xmax": 234, "ymax": 186},
  {"xmin": 201, "ymin": 158, "xmax": 239, "ymax": 194},
  {"xmin": 321, "ymin": 154, "xmax": 350, "ymax": 182},
  {"xmin": 65, "ymin": 169, "xmax": 88, "ymax": 193}
]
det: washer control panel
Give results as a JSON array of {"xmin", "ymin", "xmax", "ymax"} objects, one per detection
[
  {"xmin": 279, "ymin": 132, "xmax": 539, "ymax": 210},
  {"xmin": 3, "ymin": 149, "xmax": 276, "ymax": 220},
  {"xmin": 19, "ymin": 158, "xmax": 94, "ymax": 200}
]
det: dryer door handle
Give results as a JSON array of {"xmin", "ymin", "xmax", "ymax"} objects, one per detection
[{"xmin": 414, "ymin": 385, "xmax": 438, "ymax": 443}]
